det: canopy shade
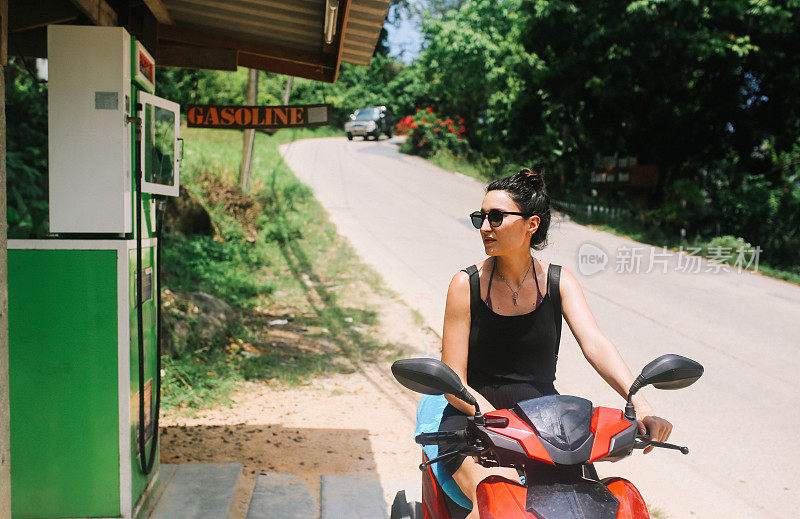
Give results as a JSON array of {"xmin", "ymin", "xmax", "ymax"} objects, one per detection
[{"xmin": 6, "ymin": 0, "xmax": 390, "ymax": 82}]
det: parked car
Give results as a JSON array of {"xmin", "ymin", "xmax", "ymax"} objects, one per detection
[{"xmin": 345, "ymin": 106, "xmax": 394, "ymax": 140}]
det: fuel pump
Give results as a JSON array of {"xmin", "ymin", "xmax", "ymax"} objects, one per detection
[{"xmin": 7, "ymin": 25, "xmax": 181, "ymax": 519}]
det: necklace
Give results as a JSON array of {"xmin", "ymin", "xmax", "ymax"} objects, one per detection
[{"xmin": 494, "ymin": 257, "xmax": 533, "ymax": 306}]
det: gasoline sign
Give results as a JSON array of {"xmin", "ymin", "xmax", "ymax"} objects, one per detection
[{"xmin": 187, "ymin": 103, "xmax": 331, "ymax": 130}]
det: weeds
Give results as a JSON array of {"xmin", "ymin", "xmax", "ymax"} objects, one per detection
[
  {"xmin": 161, "ymin": 126, "xmax": 402, "ymax": 411},
  {"xmin": 163, "ymin": 234, "xmax": 274, "ymax": 307},
  {"xmin": 427, "ymin": 149, "xmax": 494, "ymax": 182}
]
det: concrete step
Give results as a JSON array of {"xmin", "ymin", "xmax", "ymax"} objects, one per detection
[
  {"xmin": 147, "ymin": 462, "xmax": 242, "ymax": 519},
  {"xmin": 320, "ymin": 475, "xmax": 388, "ymax": 519},
  {"xmin": 246, "ymin": 473, "xmax": 316, "ymax": 519},
  {"xmin": 139, "ymin": 464, "xmax": 177, "ymax": 517}
]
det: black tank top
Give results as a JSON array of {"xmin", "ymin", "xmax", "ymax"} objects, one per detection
[{"xmin": 462, "ymin": 262, "xmax": 563, "ymax": 389}]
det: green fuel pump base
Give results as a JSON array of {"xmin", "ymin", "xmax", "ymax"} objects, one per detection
[
  {"xmin": 8, "ymin": 239, "xmax": 163, "ymax": 519},
  {"xmin": 7, "ymin": 195, "xmax": 168, "ymax": 518}
]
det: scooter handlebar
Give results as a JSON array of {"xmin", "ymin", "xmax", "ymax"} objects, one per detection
[
  {"xmin": 634, "ymin": 434, "xmax": 689, "ymax": 454},
  {"xmin": 415, "ymin": 430, "xmax": 469, "ymax": 446}
]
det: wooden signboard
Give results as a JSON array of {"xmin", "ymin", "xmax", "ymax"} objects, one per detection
[
  {"xmin": 591, "ymin": 165, "xmax": 659, "ymax": 187},
  {"xmin": 187, "ymin": 103, "xmax": 331, "ymax": 130}
]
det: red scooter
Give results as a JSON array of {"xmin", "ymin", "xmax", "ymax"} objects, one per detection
[{"xmin": 389, "ymin": 354, "xmax": 703, "ymax": 519}]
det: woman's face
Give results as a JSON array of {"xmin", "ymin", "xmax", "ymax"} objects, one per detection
[{"xmin": 479, "ymin": 190, "xmax": 539, "ymax": 256}]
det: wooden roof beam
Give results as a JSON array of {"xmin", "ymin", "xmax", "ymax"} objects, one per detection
[
  {"xmin": 237, "ymin": 52, "xmax": 335, "ymax": 83},
  {"xmin": 157, "ymin": 42, "xmax": 236, "ymax": 70},
  {"xmin": 157, "ymin": 23, "xmax": 334, "ymax": 69},
  {"xmin": 142, "ymin": 0, "xmax": 174, "ymax": 25},
  {"xmin": 8, "ymin": 0, "xmax": 79, "ymax": 33},
  {"xmin": 69, "ymin": 0, "xmax": 117, "ymax": 26},
  {"xmin": 332, "ymin": 0, "xmax": 352, "ymax": 83}
]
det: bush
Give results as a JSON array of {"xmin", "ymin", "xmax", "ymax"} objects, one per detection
[
  {"xmin": 660, "ymin": 178, "xmax": 711, "ymax": 234},
  {"xmin": 699, "ymin": 235, "xmax": 760, "ymax": 270},
  {"xmin": 710, "ymin": 172, "xmax": 800, "ymax": 269},
  {"xmin": 397, "ymin": 107, "xmax": 469, "ymax": 158}
]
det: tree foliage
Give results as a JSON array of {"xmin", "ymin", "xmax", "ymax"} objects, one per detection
[
  {"xmin": 516, "ymin": 0, "xmax": 800, "ymax": 190},
  {"xmin": 394, "ymin": 0, "xmax": 800, "ymax": 268},
  {"xmin": 5, "ymin": 59, "xmax": 49, "ymax": 237},
  {"xmin": 413, "ymin": 0, "xmax": 533, "ymax": 153}
]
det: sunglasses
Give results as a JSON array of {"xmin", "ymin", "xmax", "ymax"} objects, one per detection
[{"xmin": 469, "ymin": 209, "xmax": 532, "ymax": 229}]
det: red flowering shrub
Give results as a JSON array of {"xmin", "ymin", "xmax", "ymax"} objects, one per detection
[{"xmin": 396, "ymin": 107, "xmax": 468, "ymax": 157}]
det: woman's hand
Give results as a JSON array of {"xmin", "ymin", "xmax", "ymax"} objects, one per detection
[{"xmin": 637, "ymin": 414, "xmax": 673, "ymax": 454}]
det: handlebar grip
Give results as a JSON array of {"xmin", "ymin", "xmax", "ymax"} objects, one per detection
[{"xmin": 415, "ymin": 430, "xmax": 467, "ymax": 445}]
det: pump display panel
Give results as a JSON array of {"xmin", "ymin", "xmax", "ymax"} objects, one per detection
[{"xmin": 139, "ymin": 92, "xmax": 181, "ymax": 197}]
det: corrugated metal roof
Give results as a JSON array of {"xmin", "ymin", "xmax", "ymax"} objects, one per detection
[
  {"xmin": 163, "ymin": 0, "xmax": 325, "ymax": 53},
  {"xmin": 7, "ymin": 0, "xmax": 390, "ymax": 82},
  {"xmin": 161, "ymin": 0, "xmax": 390, "ymax": 74},
  {"xmin": 343, "ymin": 0, "xmax": 391, "ymax": 65}
]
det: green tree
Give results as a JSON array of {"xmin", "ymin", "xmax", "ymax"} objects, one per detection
[
  {"xmin": 157, "ymin": 67, "xmax": 251, "ymax": 107},
  {"xmin": 5, "ymin": 59, "xmax": 49, "ymax": 236},
  {"xmin": 510, "ymin": 0, "xmax": 800, "ymax": 265},
  {"xmin": 413, "ymin": 0, "xmax": 534, "ymax": 156},
  {"xmin": 516, "ymin": 0, "xmax": 800, "ymax": 194}
]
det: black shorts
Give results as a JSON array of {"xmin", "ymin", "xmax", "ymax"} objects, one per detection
[{"xmin": 437, "ymin": 380, "xmax": 558, "ymax": 475}]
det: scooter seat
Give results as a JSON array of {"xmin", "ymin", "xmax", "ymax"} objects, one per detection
[{"xmin": 415, "ymin": 394, "xmax": 473, "ymax": 510}]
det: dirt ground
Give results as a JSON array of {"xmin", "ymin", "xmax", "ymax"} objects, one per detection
[{"xmin": 159, "ymin": 293, "xmax": 440, "ymax": 517}]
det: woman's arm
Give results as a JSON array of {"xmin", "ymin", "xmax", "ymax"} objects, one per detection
[
  {"xmin": 441, "ymin": 271, "xmax": 495, "ymax": 416},
  {"xmin": 559, "ymin": 266, "xmax": 672, "ymax": 452}
]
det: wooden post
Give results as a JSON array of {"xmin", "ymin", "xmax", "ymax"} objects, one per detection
[
  {"xmin": 240, "ymin": 68, "xmax": 258, "ymax": 192},
  {"xmin": 1, "ymin": 0, "xmax": 11, "ymax": 516},
  {"xmin": 283, "ymin": 75, "xmax": 293, "ymax": 105}
]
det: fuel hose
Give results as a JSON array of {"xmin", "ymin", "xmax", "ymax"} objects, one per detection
[{"xmin": 134, "ymin": 113, "xmax": 163, "ymax": 475}]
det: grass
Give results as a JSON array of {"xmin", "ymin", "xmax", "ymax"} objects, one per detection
[
  {"xmin": 427, "ymin": 149, "xmax": 494, "ymax": 182},
  {"xmin": 160, "ymin": 126, "xmax": 405, "ymax": 413},
  {"xmin": 403, "ymin": 146, "xmax": 800, "ymax": 286},
  {"xmin": 180, "ymin": 125, "xmax": 342, "ymax": 188}
]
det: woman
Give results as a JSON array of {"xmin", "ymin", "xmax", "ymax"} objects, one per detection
[{"xmin": 439, "ymin": 167, "xmax": 672, "ymax": 518}]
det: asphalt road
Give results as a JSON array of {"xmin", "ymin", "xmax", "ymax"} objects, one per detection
[{"xmin": 280, "ymin": 135, "xmax": 800, "ymax": 518}]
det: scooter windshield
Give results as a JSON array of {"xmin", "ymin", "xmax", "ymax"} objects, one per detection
[{"xmin": 512, "ymin": 395, "xmax": 595, "ymax": 464}]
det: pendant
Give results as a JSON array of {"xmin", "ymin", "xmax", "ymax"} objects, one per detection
[{"xmin": 512, "ymin": 292, "xmax": 518, "ymax": 305}]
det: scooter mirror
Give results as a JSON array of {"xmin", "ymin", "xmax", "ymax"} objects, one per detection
[
  {"xmin": 638, "ymin": 354, "xmax": 704, "ymax": 390},
  {"xmin": 624, "ymin": 354, "xmax": 704, "ymax": 420},
  {"xmin": 391, "ymin": 358, "xmax": 478, "ymax": 408}
]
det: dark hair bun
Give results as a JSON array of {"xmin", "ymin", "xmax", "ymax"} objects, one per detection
[
  {"xmin": 519, "ymin": 167, "xmax": 545, "ymax": 191},
  {"xmin": 486, "ymin": 166, "xmax": 551, "ymax": 251}
]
